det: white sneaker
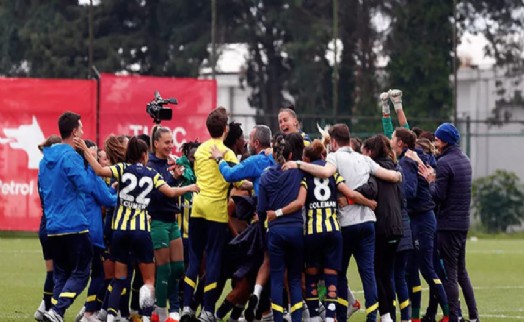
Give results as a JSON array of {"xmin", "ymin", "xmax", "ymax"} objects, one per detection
[
  {"xmin": 80, "ymin": 315, "xmax": 103, "ymax": 322},
  {"xmin": 34, "ymin": 300, "xmax": 46, "ymax": 322},
  {"xmin": 181, "ymin": 307, "xmax": 196, "ymax": 319},
  {"xmin": 43, "ymin": 309, "xmax": 64, "ymax": 322},
  {"xmin": 318, "ymin": 303, "xmax": 326, "ymax": 320},
  {"xmin": 301, "ymin": 301, "xmax": 310, "ymax": 321},
  {"xmin": 260, "ymin": 312, "xmax": 273, "ymax": 322},
  {"xmin": 347, "ymin": 299, "xmax": 361, "ymax": 318},
  {"xmin": 170, "ymin": 311, "xmax": 181, "ymax": 320},
  {"xmin": 76, "ymin": 306, "xmax": 87, "ymax": 322},
  {"xmin": 96, "ymin": 309, "xmax": 108, "ymax": 322},
  {"xmin": 199, "ymin": 311, "xmax": 216, "ymax": 322}
]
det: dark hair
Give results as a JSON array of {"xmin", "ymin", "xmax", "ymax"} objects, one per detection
[
  {"xmin": 137, "ymin": 133, "xmax": 151, "ymax": 148},
  {"xmin": 85, "ymin": 139, "xmax": 97, "ymax": 149},
  {"xmin": 394, "ymin": 127, "xmax": 416, "ymax": 149},
  {"xmin": 285, "ymin": 132, "xmax": 305, "ymax": 161},
  {"xmin": 58, "ymin": 111, "xmax": 81, "ymax": 139},
  {"xmin": 272, "ymin": 134, "xmax": 292, "ymax": 165},
  {"xmin": 253, "ymin": 125, "xmax": 272, "ymax": 148},
  {"xmin": 206, "ymin": 107, "xmax": 228, "ymax": 138},
  {"xmin": 180, "ymin": 140, "xmax": 201, "ymax": 157},
  {"xmin": 419, "ymin": 131, "xmax": 435, "ymax": 142},
  {"xmin": 151, "ymin": 126, "xmax": 171, "ymax": 153},
  {"xmin": 362, "ymin": 134, "xmax": 394, "ymax": 161},
  {"xmin": 278, "ymin": 107, "xmax": 297, "ymax": 119},
  {"xmin": 304, "ymin": 140, "xmax": 327, "ymax": 162},
  {"xmin": 125, "ymin": 137, "xmax": 149, "ymax": 164},
  {"xmin": 281, "ymin": 104, "xmax": 296, "ymax": 112},
  {"xmin": 328, "ymin": 123, "xmax": 350, "ymax": 146},
  {"xmin": 350, "ymin": 137, "xmax": 362, "ymax": 153},
  {"xmin": 224, "ymin": 122, "xmax": 243, "ymax": 150},
  {"xmin": 104, "ymin": 135, "xmax": 126, "ymax": 165},
  {"xmin": 38, "ymin": 135, "xmax": 62, "ymax": 152},
  {"xmin": 412, "ymin": 127, "xmax": 423, "ymax": 138}
]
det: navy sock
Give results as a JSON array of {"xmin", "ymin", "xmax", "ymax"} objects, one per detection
[{"xmin": 43, "ymin": 271, "xmax": 54, "ymax": 310}]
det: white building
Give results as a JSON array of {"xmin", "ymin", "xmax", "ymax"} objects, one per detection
[{"xmin": 457, "ymin": 66, "xmax": 524, "ymax": 180}]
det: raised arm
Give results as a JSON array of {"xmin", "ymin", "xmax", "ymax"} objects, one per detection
[
  {"xmin": 389, "ymin": 89, "xmax": 409, "ymax": 129},
  {"xmin": 380, "ymin": 92, "xmax": 395, "ymax": 139}
]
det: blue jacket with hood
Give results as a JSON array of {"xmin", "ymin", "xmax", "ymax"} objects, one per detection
[
  {"xmin": 85, "ymin": 166, "xmax": 117, "ymax": 248},
  {"xmin": 38, "ymin": 143, "xmax": 92, "ymax": 236}
]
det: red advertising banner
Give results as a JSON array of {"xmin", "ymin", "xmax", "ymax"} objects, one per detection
[
  {"xmin": 0, "ymin": 78, "xmax": 96, "ymax": 231},
  {"xmin": 0, "ymin": 75, "xmax": 216, "ymax": 231},
  {"xmin": 99, "ymin": 74, "xmax": 216, "ymax": 152}
]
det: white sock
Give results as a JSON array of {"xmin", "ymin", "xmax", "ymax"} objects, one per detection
[
  {"xmin": 156, "ymin": 307, "xmax": 167, "ymax": 322},
  {"xmin": 253, "ymin": 284, "xmax": 263, "ymax": 298},
  {"xmin": 37, "ymin": 300, "xmax": 45, "ymax": 312},
  {"xmin": 347, "ymin": 287, "xmax": 356, "ymax": 305},
  {"xmin": 381, "ymin": 313, "xmax": 393, "ymax": 322}
]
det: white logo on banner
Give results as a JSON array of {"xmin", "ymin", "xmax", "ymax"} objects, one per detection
[{"xmin": 0, "ymin": 116, "xmax": 45, "ymax": 169}]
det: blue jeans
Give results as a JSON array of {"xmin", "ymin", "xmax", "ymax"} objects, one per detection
[{"xmin": 337, "ymin": 222, "xmax": 378, "ymax": 322}]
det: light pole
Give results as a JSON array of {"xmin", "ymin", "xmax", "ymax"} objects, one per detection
[
  {"xmin": 332, "ymin": 0, "xmax": 339, "ymax": 118},
  {"xmin": 453, "ymin": 0, "xmax": 458, "ymax": 124},
  {"xmin": 211, "ymin": 0, "xmax": 217, "ymax": 80}
]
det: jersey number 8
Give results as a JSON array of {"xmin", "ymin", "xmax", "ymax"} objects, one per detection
[{"xmin": 313, "ymin": 177, "xmax": 331, "ymax": 201}]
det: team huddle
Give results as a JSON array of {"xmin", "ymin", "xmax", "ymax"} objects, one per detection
[{"xmin": 34, "ymin": 90, "xmax": 479, "ymax": 322}]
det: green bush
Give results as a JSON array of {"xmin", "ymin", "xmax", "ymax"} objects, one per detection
[{"xmin": 472, "ymin": 169, "xmax": 524, "ymax": 233}]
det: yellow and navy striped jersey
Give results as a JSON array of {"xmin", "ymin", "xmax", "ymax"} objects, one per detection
[
  {"xmin": 110, "ymin": 163, "xmax": 166, "ymax": 232},
  {"xmin": 178, "ymin": 196, "xmax": 191, "ymax": 239},
  {"xmin": 301, "ymin": 160, "xmax": 344, "ymax": 235},
  {"xmin": 300, "ymin": 131, "xmax": 312, "ymax": 147}
]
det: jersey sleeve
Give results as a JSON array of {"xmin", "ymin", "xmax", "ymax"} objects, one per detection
[
  {"xmin": 365, "ymin": 156, "xmax": 380, "ymax": 175},
  {"xmin": 334, "ymin": 172, "xmax": 345, "ymax": 185},
  {"xmin": 109, "ymin": 163, "xmax": 124, "ymax": 180},
  {"xmin": 301, "ymin": 177, "xmax": 308, "ymax": 189},
  {"xmin": 152, "ymin": 171, "xmax": 166, "ymax": 189}
]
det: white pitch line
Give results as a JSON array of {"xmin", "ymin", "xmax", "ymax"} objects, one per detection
[
  {"xmin": 349, "ymin": 285, "xmax": 524, "ymax": 294},
  {"xmin": 482, "ymin": 314, "xmax": 524, "ymax": 319}
]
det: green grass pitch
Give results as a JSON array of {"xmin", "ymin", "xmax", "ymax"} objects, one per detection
[{"xmin": 0, "ymin": 237, "xmax": 523, "ymax": 321}]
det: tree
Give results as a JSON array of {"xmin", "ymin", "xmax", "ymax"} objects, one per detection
[
  {"xmin": 385, "ymin": 0, "xmax": 454, "ymax": 130},
  {"xmin": 472, "ymin": 169, "xmax": 524, "ymax": 233},
  {"xmin": 0, "ymin": 0, "xmax": 217, "ymax": 78},
  {"xmin": 0, "ymin": 0, "xmax": 88, "ymax": 78}
]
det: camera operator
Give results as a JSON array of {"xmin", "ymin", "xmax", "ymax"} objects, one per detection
[{"xmin": 147, "ymin": 126, "xmax": 186, "ymax": 322}]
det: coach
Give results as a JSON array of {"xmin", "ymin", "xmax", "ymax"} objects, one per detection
[{"xmin": 420, "ymin": 123, "xmax": 479, "ymax": 322}]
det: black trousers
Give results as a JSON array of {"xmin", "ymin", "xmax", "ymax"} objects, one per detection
[
  {"xmin": 374, "ymin": 235, "xmax": 400, "ymax": 318},
  {"xmin": 437, "ymin": 230, "xmax": 478, "ymax": 322}
]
